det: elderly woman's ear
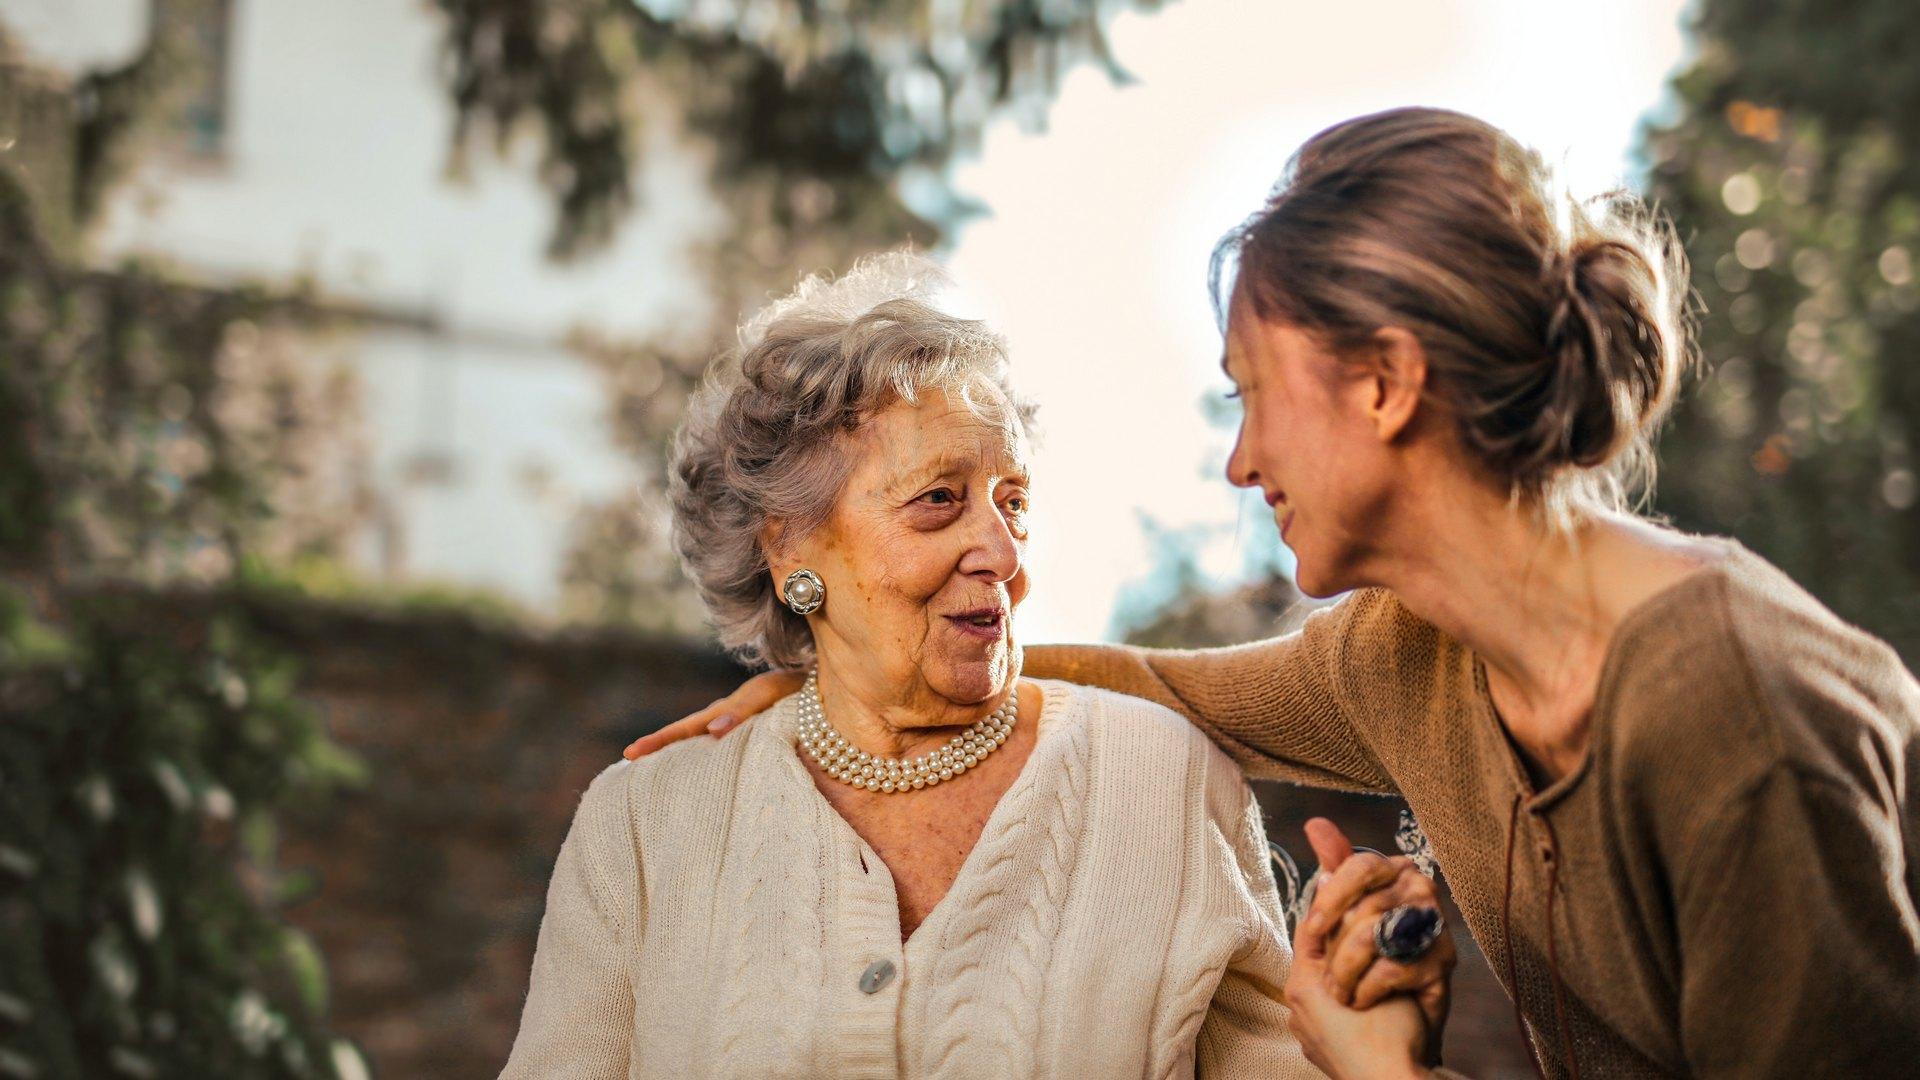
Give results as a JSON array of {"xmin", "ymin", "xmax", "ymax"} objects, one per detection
[
  {"xmin": 761, "ymin": 520, "xmax": 801, "ymax": 581},
  {"xmin": 759, "ymin": 519, "xmax": 791, "ymax": 567}
]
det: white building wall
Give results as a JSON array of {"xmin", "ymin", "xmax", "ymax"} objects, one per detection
[
  {"xmin": 339, "ymin": 326, "xmax": 641, "ymax": 608},
  {"xmin": 2, "ymin": 0, "xmax": 727, "ymax": 614}
]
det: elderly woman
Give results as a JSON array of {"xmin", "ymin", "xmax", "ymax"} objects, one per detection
[{"xmin": 500, "ymin": 255, "xmax": 1329, "ymax": 1077}]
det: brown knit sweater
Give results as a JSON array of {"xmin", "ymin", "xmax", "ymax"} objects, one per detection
[{"xmin": 1026, "ymin": 541, "xmax": 1920, "ymax": 1078}]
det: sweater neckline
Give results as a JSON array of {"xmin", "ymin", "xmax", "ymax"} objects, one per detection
[
  {"xmin": 762, "ymin": 678, "xmax": 1077, "ymax": 951},
  {"xmin": 1470, "ymin": 535, "xmax": 1750, "ymax": 812},
  {"xmin": 902, "ymin": 679, "xmax": 1076, "ymax": 956}
]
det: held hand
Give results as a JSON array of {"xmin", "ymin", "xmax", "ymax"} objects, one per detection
[
  {"xmin": 621, "ymin": 669, "xmax": 806, "ymax": 760},
  {"xmin": 1296, "ymin": 818, "xmax": 1454, "ymax": 1050},
  {"xmin": 1285, "ymin": 920, "xmax": 1431, "ymax": 1080}
]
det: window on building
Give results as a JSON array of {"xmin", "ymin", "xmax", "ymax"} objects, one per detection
[{"xmin": 167, "ymin": 0, "xmax": 233, "ymax": 161}]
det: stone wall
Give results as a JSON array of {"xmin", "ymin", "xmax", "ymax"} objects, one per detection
[{"xmin": 215, "ymin": 592, "xmax": 744, "ymax": 1078}]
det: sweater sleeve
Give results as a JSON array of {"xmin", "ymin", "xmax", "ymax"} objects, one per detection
[
  {"xmin": 1024, "ymin": 592, "xmax": 1396, "ymax": 793},
  {"xmin": 1195, "ymin": 777, "xmax": 1318, "ymax": 1078},
  {"xmin": 501, "ymin": 763, "xmax": 640, "ymax": 1079},
  {"xmin": 1674, "ymin": 763, "xmax": 1920, "ymax": 1077}
]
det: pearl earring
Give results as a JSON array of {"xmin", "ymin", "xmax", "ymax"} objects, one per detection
[{"xmin": 782, "ymin": 568, "xmax": 825, "ymax": 614}]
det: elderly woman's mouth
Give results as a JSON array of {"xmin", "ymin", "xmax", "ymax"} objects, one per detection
[{"xmin": 945, "ymin": 610, "xmax": 1007, "ymax": 640}]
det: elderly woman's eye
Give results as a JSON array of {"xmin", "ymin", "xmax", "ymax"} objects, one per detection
[{"xmin": 920, "ymin": 488, "xmax": 958, "ymax": 506}]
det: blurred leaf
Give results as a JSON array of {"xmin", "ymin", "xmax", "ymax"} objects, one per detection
[{"xmin": 281, "ymin": 930, "xmax": 329, "ymax": 1018}]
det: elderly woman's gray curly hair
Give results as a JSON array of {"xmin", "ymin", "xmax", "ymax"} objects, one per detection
[{"xmin": 669, "ymin": 252, "xmax": 1037, "ymax": 670}]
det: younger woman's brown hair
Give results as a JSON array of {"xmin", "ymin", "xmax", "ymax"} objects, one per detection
[{"xmin": 1213, "ymin": 106, "xmax": 1695, "ymax": 520}]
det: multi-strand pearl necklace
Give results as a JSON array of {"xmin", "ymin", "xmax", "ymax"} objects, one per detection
[{"xmin": 796, "ymin": 669, "xmax": 1016, "ymax": 793}]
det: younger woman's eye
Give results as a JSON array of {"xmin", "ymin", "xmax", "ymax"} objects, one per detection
[{"xmin": 1224, "ymin": 388, "xmax": 1243, "ymax": 400}]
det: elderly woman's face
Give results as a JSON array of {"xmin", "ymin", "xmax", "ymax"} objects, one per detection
[{"xmin": 784, "ymin": 389, "xmax": 1032, "ymax": 711}]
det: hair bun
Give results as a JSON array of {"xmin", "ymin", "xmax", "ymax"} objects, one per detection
[{"xmin": 1531, "ymin": 214, "xmax": 1684, "ymax": 486}]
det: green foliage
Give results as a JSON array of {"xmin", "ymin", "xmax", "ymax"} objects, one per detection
[
  {"xmin": 0, "ymin": 165, "xmax": 258, "ymax": 579},
  {"xmin": 434, "ymin": 0, "xmax": 1164, "ymax": 257},
  {"xmin": 0, "ymin": 585, "xmax": 368, "ymax": 1079},
  {"xmin": 1644, "ymin": 0, "xmax": 1920, "ymax": 661},
  {"xmin": 1, "ymin": 47, "xmax": 369, "ymax": 1073},
  {"xmin": 0, "ymin": 167, "xmax": 374, "ymax": 587}
]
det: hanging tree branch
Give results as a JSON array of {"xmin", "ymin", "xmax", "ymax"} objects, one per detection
[{"xmin": 433, "ymin": 0, "xmax": 1163, "ymax": 257}]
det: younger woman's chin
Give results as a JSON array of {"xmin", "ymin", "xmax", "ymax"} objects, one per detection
[{"xmin": 1288, "ymin": 553, "xmax": 1352, "ymax": 600}]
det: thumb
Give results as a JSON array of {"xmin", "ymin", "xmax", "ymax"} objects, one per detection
[{"xmin": 1304, "ymin": 817, "xmax": 1353, "ymax": 873}]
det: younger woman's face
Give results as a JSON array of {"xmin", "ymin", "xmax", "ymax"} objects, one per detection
[{"xmin": 1221, "ymin": 290, "xmax": 1398, "ymax": 598}]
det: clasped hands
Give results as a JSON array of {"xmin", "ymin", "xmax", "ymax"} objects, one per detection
[{"xmin": 1285, "ymin": 817, "xmax": 1457, "ymax": 1080}]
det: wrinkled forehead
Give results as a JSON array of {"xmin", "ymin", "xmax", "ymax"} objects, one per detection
[{"xmin": 847, "ymin": 385, "xmax": 1032, "ymax": 487}]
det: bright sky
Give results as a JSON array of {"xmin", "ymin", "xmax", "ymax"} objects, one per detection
[{"xmin": 944, "ymin": 0, "xmax": 1692, "ymax": 643}]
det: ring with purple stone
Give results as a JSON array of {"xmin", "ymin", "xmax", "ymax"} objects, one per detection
[{"xmin": 1373, "ymin": 903, "xmax": 1444, "ymax": 963}]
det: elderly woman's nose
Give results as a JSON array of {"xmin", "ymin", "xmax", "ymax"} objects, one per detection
[{"xmin": 957, "ymin": 503, "xmax": 1023, "ymax": 580}]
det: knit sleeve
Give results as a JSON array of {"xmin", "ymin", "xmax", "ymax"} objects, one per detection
[
  {"xmin": 1195, "ymin": 778, "xmax": 1317, "ymax": 1078},
  {"xmin": 1023, "ymin": 591, "xmax": 1396, "ymax": 793},
  {"xmin": 500, "ymin": 763, "xmax": 640, "ymax": 1079}
]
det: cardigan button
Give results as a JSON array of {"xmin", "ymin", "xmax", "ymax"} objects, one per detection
[{"xmin": 858, "ymin": 959, "xmax": 896, "ymax": 994}]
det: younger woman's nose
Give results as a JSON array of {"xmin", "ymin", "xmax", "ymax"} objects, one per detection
[{"xmin": 1226, "ymin": 437, "xmax": 1260, "ymax": 489}]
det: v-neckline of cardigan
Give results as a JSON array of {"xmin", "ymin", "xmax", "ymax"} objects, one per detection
[{"xmin": 772, "ymin": 678, "xmax": 1069, "ymax": 953}]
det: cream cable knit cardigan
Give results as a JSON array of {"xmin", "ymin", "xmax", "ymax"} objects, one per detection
[{"xmin": 501, "ymin": 680, "xmax": 1313, "ymax": 1078}]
